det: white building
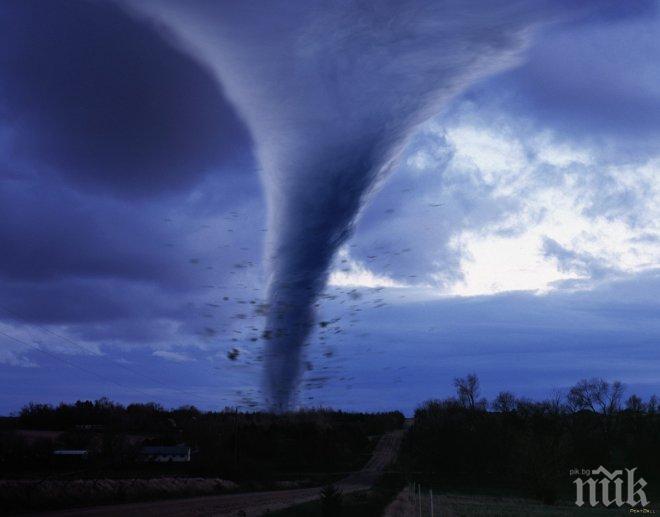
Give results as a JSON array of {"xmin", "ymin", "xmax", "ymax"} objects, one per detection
[{"xmin": 138, "ymin": 445, "xmax": 191, "ymax": 462}]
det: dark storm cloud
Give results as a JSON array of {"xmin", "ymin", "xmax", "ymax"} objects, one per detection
[
  {"xmin": 0, "ymin": 0, "xmax": 263, "ymax": 347},
  {"xmin": 0, "ymin": 169, "xmax": 265, "ymax": 334},
  {"xmin": 0, "ymin": 153, "xmax": 263, "ymax": 352},
  {"xmin": 0, "ymin": 182, "xmax": 181, "ymax": 283},
  {"xmin": 454, "ymin": 1, "xmax": 660, "ymax": 157},
  {"xmin": 1, "ymin": 277, "xmax": 167, "ymax": 325},
  {"xmin": 0, "ymin": 0, "xmax": 250, "ymax": 195}
]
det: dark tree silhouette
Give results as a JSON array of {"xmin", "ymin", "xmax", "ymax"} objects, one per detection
[
  {"xmin": 491, "ymin": 391, "xmax": 516, "ymax": 413},
  {"xmin": 454, "ymin": 373, "xmax": 486, "ymax": 410}
]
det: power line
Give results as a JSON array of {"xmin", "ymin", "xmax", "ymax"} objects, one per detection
[
  {"xmin": 0, "ymin": 306, "xmax": 259, "ymax": 408},
  {"xmin": 0, "ymin": 305, "xmax": 249, "ymax": 405},
  {"xmin": 0, "ymin": 305, "xmax": 204, "ymax": 400},
  {"xmin": 0, "ymin": 329, "xmax": 157, "ymax": 400}
]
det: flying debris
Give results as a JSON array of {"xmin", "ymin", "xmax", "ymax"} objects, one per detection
[{"xmin": 125, "ymin": 0, "xmax": 602, "ymax": 410}]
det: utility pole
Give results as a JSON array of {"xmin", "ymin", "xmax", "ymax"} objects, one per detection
[{"xmin": 233, "ymin": 406, "xmax": 239, "ymax": 471}]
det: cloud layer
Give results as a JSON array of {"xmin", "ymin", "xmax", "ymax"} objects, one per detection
[
  {"xmin": 0, "ymin": 0, "xmax": 250, "ymax": 195},
  {"xmin": 0, "ymin": 0, "xmax": 657, "ymax": 413},
  {"xmin": 124, "ymin": 0, "xmax": 633, "ymax": 409}
]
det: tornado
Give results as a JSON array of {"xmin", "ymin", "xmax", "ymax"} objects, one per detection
[{"xmin": 123, "ymin": 0, "xmax": 613, "ymax": 410}]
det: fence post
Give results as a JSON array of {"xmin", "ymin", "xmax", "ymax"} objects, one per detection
[
  {"xmin": 418, "ymin": 483, "xmax": 422, "ymax": 517},
  {"xmin": 430, "ymin": 488, "xmax": 434, "ymax": 517}
]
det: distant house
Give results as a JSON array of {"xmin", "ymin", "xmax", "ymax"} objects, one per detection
[
  {"xmin": 75, "ymin": 424, "xmax": 105, "ymax": 432},
  {"xmin": 53, "ymin": 449, "xmax": 88, "ymax": 460},
  {"xmin": 138, "ymin": 445, "xmax": 191, "ymax": 462},
  {"xmin": 18, "ymin": 429, "xmax": 62, "ymax": 444}
]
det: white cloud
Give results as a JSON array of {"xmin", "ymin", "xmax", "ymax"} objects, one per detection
[
  {"xmin": 152, "ymin": 350, "xmax": 193, "ymax": 363},
  {"xmin": 531, "ymin": 131, "xmax": 593, "ymax": 168},
  {"xmin": 448, "ymin": 138, "xmax": 658, "ymax": 294},
  {"xmin": 0, "ymin": 349, "xmax": 37, "ymax": 368},
  {"xmin": 446, "ymin": 124, "xmax": 527, "ymax": 180},
  {"xmin": 447, "ymin": 231, "xmax": 579, "ymax": 296},
  {"xmin": 329, "ymin": 248, "xmax": 408, "ymax": 289},
  {"xmin": 362, "ymin": 107, "xmax": 660, "ymax": 297}
]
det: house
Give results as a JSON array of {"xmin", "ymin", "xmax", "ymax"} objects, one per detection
[
  {"xmin": 75, "ymin": 424, "xmax": 105, "ymax": 432},
  {"xmin": 53, "ymin": 449, "xmax": 88, "ymax": 460},
  {"xmin": 138, "ymin": 445, "xmax": 191, "ymax": 462},
  {"xmin": 18, "ymin": 429, "xmax": 62, "ymax": 444}
]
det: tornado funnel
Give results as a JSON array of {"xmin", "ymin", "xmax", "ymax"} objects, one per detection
[{"xmin": 123, "ymin": 0, "xmax": 606, "ymax": 410}]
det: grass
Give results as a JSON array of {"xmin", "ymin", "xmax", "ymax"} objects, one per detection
[
  {"xmin": 417, "ymin": 491, "xmax": 657, "ymax": 516},
  {"xmin": 268, "ymin": 473, "xmax": 404, "ymax": 517},
  {"xmin": 266, "ymin": 489, "xmax": 389, "ymax": 517}
]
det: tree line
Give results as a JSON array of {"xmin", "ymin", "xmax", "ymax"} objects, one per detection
[
  {"xmin": 1, "ymin": 400, "xmax": 404, "ymax": 480},
  {"xmin": 403, "ymin": 374, "xmax": 660, "ymax": 504}
]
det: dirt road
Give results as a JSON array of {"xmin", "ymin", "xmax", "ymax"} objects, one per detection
[{"xmin": 34, "ymin": 430, "xmax": 404, "ymax": 517}]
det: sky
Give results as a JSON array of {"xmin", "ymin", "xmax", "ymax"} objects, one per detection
[{"xmin": 0, "ymin": 0, "xmax": 658, "ymax": 415}]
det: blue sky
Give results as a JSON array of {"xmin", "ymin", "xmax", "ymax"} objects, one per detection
[{"xmin": 0, "ymin": 0, "xmax": 658, "ymax": 414}]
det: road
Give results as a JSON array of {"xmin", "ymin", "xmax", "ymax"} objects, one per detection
[{"xmin": 34, "ymin": 430, "xmax": 404, "ymax": 517}]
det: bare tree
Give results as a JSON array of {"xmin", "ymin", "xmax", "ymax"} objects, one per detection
[
  {"xmin": 548, "ymin": 388, "xmax": 566, "ymax": 414},
  {"xmin": 626, "ymin": 394, "xmax": 645, "ymax": 413},
  {"xmin": 491, "ymin": 391, "xmax": 516, "ymax": 413},
  {"xmin": 454, "ymin": 373, "xmax": 485, "ymax": 410},
  {"xmin": 567, "ymin": 378, "xmax": 624, "ymax": 417}
]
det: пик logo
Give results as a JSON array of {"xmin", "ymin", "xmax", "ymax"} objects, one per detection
[{"xmin": 573, "ymin": 466, "xmax": 649, "ymax": 508}]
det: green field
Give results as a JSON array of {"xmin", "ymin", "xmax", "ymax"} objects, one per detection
[{"xmin": 415, "ymin": 491, "xmax": 655, "ymax": 516}]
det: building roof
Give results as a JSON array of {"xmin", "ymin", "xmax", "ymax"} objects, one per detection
[{"xmin": 139, "ymin": 445, "xmax": 190, "ymax": 455}]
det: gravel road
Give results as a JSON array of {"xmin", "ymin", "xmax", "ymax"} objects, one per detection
[{"xmin": 33, "ymin": 429, "xmax": 404, "ymax": 517}]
